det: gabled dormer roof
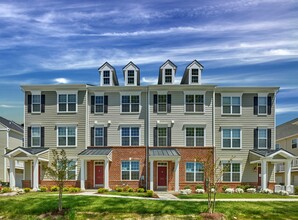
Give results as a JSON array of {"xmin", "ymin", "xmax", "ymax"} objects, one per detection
[
  {"xmin": 158, "ymin": 60, "xmax": 177, "ymax": 85},
  {"xmin": 122, "ymin": 61, "xmax": 140, "ymax": 86},
  {"xmin": 98, "ymin": 62, "xmax": 119, "ymax": 86},
  {"xmin": 0, "ymin": 116, "xmax": 23, "ymax": 134},
  {"xmin": 181, "ymin": 60, "xmax": 204, "ymax": 85}
]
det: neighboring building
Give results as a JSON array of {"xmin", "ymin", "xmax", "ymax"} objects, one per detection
[
  {"xmin": 275, "ymin": 118, "xmax": 298, "ymax": 186},
  {"xmin": 0, "ymin": 116, "xmax": 24, "ymax": 187},
  {"xmin": 5, "ymin": 60, "xmax": 295, "ymax": 191}
]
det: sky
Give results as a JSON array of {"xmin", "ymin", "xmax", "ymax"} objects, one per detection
[{"xmin": 0, "ymin": 0, "xmax": 297, "ymax": 125}]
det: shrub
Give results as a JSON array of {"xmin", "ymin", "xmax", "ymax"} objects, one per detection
[
  {"xmin": 221, "ymin": 185, "xmax": 228, "ymax": 192},
  {"xmin": 40, "ymin": 186, "xmax": 47, "ymax": 192},
  {"xmin": 115, "ymin": 187, "xmax": 123, "ymax": 192},
  {"xmin": 295, "ymin": 186, "xmax": 298, "ymax": 195},
  {"xmin": 195, "ymin": 189, "xmax": 205, "ymax": 194},
  {"xmin": 68, "ymin": 187, "xmax": 81, "ymax": 193},
  {"xmin": 235, "ymin": 188, "xmax": 244, "ymax": 193},
  {"xmin": 195, "ymin": 185, "xmax": 203, "ymax": 189},
  {"xmin": 123, "ymin": 185, "xmax": 130, "ymax": 192},
  {"xmin": 260, "ymin": 188, "xmax": 273, "ymax": 194},
  {"xmin": 127, "ymin": 187, "xmax": 134, "ymax": 192},
  {"xmin": 50, "ymin": 186, "xmax": 59, "ymax": 192},
  {"xmin": 97, "ymin": 188, "xmax": 108, "ymax": 193},
  {"xmin": 63, "ymin": 187, "xmax": 70, "ymax": 192},
  {"xmin": 24, "ymin": 188, "xmax": 31, "ymax": 193},
  {"xmin": 2, "ymin": 187, "xmax": 12, "ymax": 193},
  {"xmin": 246, "ymin": 188, "xmax": 256, "ymax": 193},
  {"xmin": 278, "ymin": 190, "xmax": 289, "ymax": 196},
  {"xmin": 146, "ymin": 190, "xmax": 154, "ymax": 197},
  {"xmin": 180, "ymin": 189, "xmax": 192, "ymax": 195},
  {"xmin": 137, "ymin": 188, "xmax": 145, "ymax": 193},
  {"xmin": 225, "ymin": 188, "xmax": 234, "ymax": 193},
  {"xmin": 184, "ymin": 185, "xmax": 191, "ymax": 189}
]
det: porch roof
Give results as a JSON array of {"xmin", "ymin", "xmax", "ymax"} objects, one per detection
[
  {"xmin": 149, "ymin": 147, "xmax": 180, "ymax": 157},
  {"xmin": 78, "ymin": 147, "xmax": 112, "ymax": 156},
  {"xmin": 5, "ymin": 147, "xmax": 49, "ymax": 157},
  {"xmin": 249, "ymin": 148, "xmax": 296, "ymax": 164}
]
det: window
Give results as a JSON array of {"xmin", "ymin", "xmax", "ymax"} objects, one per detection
[
  {"xmin": 258, "ymin": 129, "xmax": 267, "ymax": 149},
  {"xmin": 164, "ymin": 69, "xmax": 172, "ymax": 83},
  {"xmin": 32, "ymin": 95, "xmax": 41, "ymax": 113},
  {"xmin": 186, "ymin": 162, "xmax": 204, "ymax": 182},
  {"xmin": 95, "ymin": 96, "xmax": 104, "ymax": 113},
  {"xmin": 292, "ymin": 139, "xmax": 298, "ymax": 149},
  {"xmin": 127, "ymin": 70, "xmax": 135, "ymax": 85},
  {"xmin": 103, "ymin": 70, "xmax": 110, "ymax": 85},
  {"xmin": 222, "ymin": 129, "xmax": 241, "ymax": 148},
  {"xmin": 258, "ymin": 97, "xmax": 267, "ymax": 114},
  {"xmin": 186, "ymin": 127, "xmax": 204, "ymax": 146},
  {"xmin": 121, "ymin": 127, "xmax": 139, "ymax": 146},
  {"xmin": 31, "ymin": 127, "xmax": 41, "ymax": 147},
  {"xmin": 158, "ymin": 95, "xmax": 167, "ymax": 112},
  {"xmin": 191, "ymin": 69, "xmax": 199, "ymax": 83},
  {"xmin": 275, "ymin": 143, "xmax": 281, "ymax": 150},
  {"xmin": 57, "ymin": 160, "xmax": 76, "ymax": 180},
  {"xmin": 95, "ymin": 127, "xmax": 104, "ymax": 146},
  {"xmin": 222, "ymin": 162, "xmax": 241, "ymax": 182},
  {"xmin": 185, "ymin": 94, "xmax": 204, "ymax": 112},
  {"xmin": 58, "ymin": 94, "xmax": 76, "ymax": 112},
  {"xmin": 58, "ymin": 126, "xmax": 76, "ymax": 146},
  {"xmin": 158, "ymin": 127, "xmax": 167, "ymax": 146},
  {"xmin": 222, "ymin": 96, "xmax": 241, "ymax": 114},
  {"xmin": 121, "ymin": 161, "xmax": 139, "ymax": 180},
  {"xmin": 121, "ymin": 95, "xmax": 139, "ymax": 113}
]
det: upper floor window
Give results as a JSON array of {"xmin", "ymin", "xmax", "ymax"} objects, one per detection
[
  {"xmin": 186, "ymin": 162, "xmax": 204, "ymax": 182},
  {"xmin": 127, "ymin": 70, "xmax": 135, "ymax": 85},
  {"xmin": 158, "ymin": 95, "xmax": 167, "ymax": 113},
  {"xmin": 103, "ymin": 70, "xmax": 110, "ymax": 85},
  {"xmin": 258, "ymin": 97, "xmax": 267, "ymax": 114},
  {"xmin": 58, "ymin": 94, "xmax": 76, "ymax": 112},
  {"xmin": 292, "ymin": 139, "xmax": 298, "ymax": 149},
  {"xmin": 31, "ymin": 126, "xmax": 41, "ymax": 147},
  {"xmin": 222, "ymin": 128, "xmax": 241, "ymax": 148},
  {"xmin": 121, "ymin": 127, "xmax": 140, "ymax": 146},
  {"xmin": 222, "ymin": 162, "xmax": 241, "ymax": 182},
  {"xmin": 275, "ymin": 143, "xmax": 281, "ymax": 150},
  {"xmin": 121, "ymin": 95, "xmax": 139, "ymax": 113},
  {"xmin": 258, "ymin": 129, "xmax": 267, "ymax": 149},
  {"xmin": 32, "ymin": 95, "xmax": 41, "ymax": 113},
  {"xmin": 95, "ymin": 127, "xmax": 104, "ymax": 146},
  {"xmin": 185, "ymin": 94, "xmax": 204, "ymax": 112},
  {"xmin": 57, "ymin": 126, "xmax": 76, "ymax": 147},
  {"xmin": 121, "ymin": 160, "xmax": 139, "ymax": 180},
  {"xmin": 95, "ymin": 96, "xmax": 104, "ymax": 113},
  {"xmin": 91, "ymin": 95, "xmax": 108, "ymax": 114},
  {"xmin": 191, "ymin": 69, "xmax": 199, "ymax": 83},
  {"xmin": 153, "ymin": 94, "xmax": 171, "ymax": 113},
  {"xmin": 222, "ymin": 96, "xmax": 241, "ymax": 114},
  {"xmin": 254, "ymin": 95, "xmax": 272, "ymax": 116},
  {"xmin": 28, "ymin": 93, "xmax": 45, "ymax": 113},
  {"xmin": 164, "ymin": 69, "xmax": 172, "ymax": 83},
  {"xmin": 186, "ymin": 127, "xmax": 204, "ymax": 146}
]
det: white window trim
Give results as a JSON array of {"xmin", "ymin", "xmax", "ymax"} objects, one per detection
[
  {"xmin": 221, "ymin": 161, "xmax": 242, "ymax": 182},
  {"xmin": 157, "ymin": 94, "xmax": 167, "ymax": 113},
  {"xmin": 258, "ymin": 94, "xmax": 268, "ymax": 115},
  {"xmin": 163, "ymin": 68, "xmax": 174, "ymax": 85},
  {"xmin": 57, "ymin": 125, "xmax": 77, "ymax": 147},
  {"xmin": 221, "ymin": 93, "xmax": 243, "ymax": 115},
  {"xmin": 31, "ymin": 126, "xmax": 41, "ymax": 147},
  {"xmin": 125, "ymin": 70, "xmax": 137, "ymax": 86},
  {"xmin": 120, "ymin": 93, "xmax": 141, "ymax": 114},
  {"xmin": 292, "ymin": 138, "xmax": 298, "ymax": 149},
  {"xmin": 184, "ymin": 126, "xmax": 206, "ymax": 147},
  {"xmin": 221, "ymin": 128, "xmax": 242, "ymax": 149},
  {"xmin": 101, "ymin": 70, "xmax": 112, "ymax": 86},
  {"xmin": 94, "ymin": 126, "xmax": 104, "ymax": 146},
  {"xmin": 57, "ymin": 159, "xmax": 77, "ymax": 180},
  {"xmin": 121, "ymin": 160, "xmax": 140, "ymax": 181},
  {"xmin": 157, "ymin": 127, "xmax": 168, "ymax": 147},
  {"xmin": 94, "ymin": 95, "xmax": 104, "ymax": 114},
  {"xmin": 56, "ymin": 91, "xmax": 78, "ymax": 113},
  {"xmin": 31, "ymin": 94, "xmax": 41, "ymax": 113},
  {"xmin": 185, "ymin": 162, "xmax": 204, "ymax": 182},
  {"xmin": 258, "ymin": 128, "xmax": 268, "ymax": 149},
  {"xmin": 120, "ymin": 127, "xmax": 140, "ymax": 146},
  {"xmin": 184, "ymin": 92, "xmax": 205, "ymax": 113},
  {"xmin": 189, "ymin": 68, "xmax": 201, "ymax": 85}
]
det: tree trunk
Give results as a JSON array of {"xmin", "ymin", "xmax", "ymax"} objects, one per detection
[
  {"xmin": 58, "ymin": 182, "xmax": 63, "ymax": 212},
  {"xmin": 212, "ymin": 191, "xmax": 216, "ymax": 213}
]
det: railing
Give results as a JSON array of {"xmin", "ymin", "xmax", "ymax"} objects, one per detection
[
  {"xmin": 276, "ymin": 159, "xmax": 298, "ymax": 172},
  {"xmin": 292, "ymin": 159, "xmax": 298, "ymax": 168}
]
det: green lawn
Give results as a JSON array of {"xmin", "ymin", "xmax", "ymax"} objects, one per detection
[
  {"xmin": 176, "ymin": 193, "xmax": 294, "ymax": 199},
  {"xmin": 99, "ymin": 191, "xmax": 149, "ymax": 197},
  {"xmin": 0, "ymin": 193, "xmax": 297, "ymax": 219}
]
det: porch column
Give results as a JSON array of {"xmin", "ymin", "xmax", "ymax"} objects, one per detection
[
  {"xmin": 32, "ymin": 158, "xmax": 39, "ymax": 191},
  {"xmin": 9, "ymin": 158, "xmax": 16, "ymax": 190},
  {"xmin": 285, "ymin": 160, "xmax": 292, "ymax": 186},
  {"xmin": 174, "ymin": 159, "xmax": 180, "ymax": 192},
  {"xmin": 261, "ymin": 160, "xmax": 267, "ymax": 189},
  {"xmin": 104, "ymin": 159, "xmax": 109, "ymax": 189},
  {"xmin": 80, "ymin": 159, "xmax": 85, "ymax": 190},
  {"xmin": 150, "ymin": 160, "xmax": 153, "ymax": 190}
]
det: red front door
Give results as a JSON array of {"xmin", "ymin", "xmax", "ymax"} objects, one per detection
[
  {"xmin": 158, "ymin": 167, "xmax": 167, "ymax": 186},
  {"xmin": 258, "ymin": 166, "xmax": 261, "ymax": 186},
  {"xmin": 95, "ymin": 166, "xmax": 104, "ymax": 185}
]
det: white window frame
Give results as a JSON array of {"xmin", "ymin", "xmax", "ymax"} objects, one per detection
[
  {"xmin": 121, "ymin": 160, "xmax": 140, "ymax": 181},
  {"xmin": 57, "ymin": 160, "xmax": 77, "ymax": 180},
  {"xmin": 157, "ymin": 94, "xmax": 167, "ymax": 113},
  {"xmin": 184, "ymin": 92, "xmax": 205, "ymax": 113},
  {"xmin": 57, "ymin": 125, "xmax": 77, "ymax": 147},
  {"xmin": 102, "ymin": 70, "xmax": 111, "ymax": 86},
  {"xmin": 31, "ymin": 126, "xmax": 41, "ymax": 147},
  {"xmin": 57, "ymin": 91, "xmax": 78, "ymax": 113},
  {"xmin": 185, "ymin": 127, "xmax": 205, "ymax": 147},
  {"xmin": 157, "ymin": 127, "xmax": 168, "ymax": 147},
  {"xmin": 126, "ymin": 70, "xmax": 136, "ymax": 85},
  {"xmin": 222, "ymin": 161, "xmax": 242, "ymax": 182},
  {"xmin": 163, "ymin": 68, "xmax": 173, "ymax": 84},
  {"xmin": 292, "ymin": 139, "xmax": 298, "ymax": 149},
  {"xmin": 32, "ymin": 94, "xmax": 41, "ymax": 113},
  {"xmin": 221, "ymin": 128, "xmax": 242, "ymax": 149},
  {"xmin": 120, "ymin": 92, "xmax": 141, "ymax": 113},
  {"xmin": 190, "ymin": 68, "xmax": 199, "ymax": 84},
  {"xmin": 258, "ymin": 128, "xmax": 268, "ymax": 149},
  {"xmin": 94, "ymin": 126, "xmax": 104, "ymax": 146},
  {"xmin": 221, "ymin": 93, "xmax": 242, "ymax": 115},
  {"xmin": 94, "ymin": 95, "xmax": 104, "ymax": 114},
  {"xmin": 121, "ymin": 127, "xmax": 140, "ymax": 146},
  {"xmin": 185, "ymin": 162, "xmax": 204, "ymax": 182},
  {"xmin": 258, "ymin": 96, "xmax": 267, "ymax": 115}
]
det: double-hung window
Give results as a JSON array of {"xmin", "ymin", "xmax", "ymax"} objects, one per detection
[
  {"xmin": 186, "ymin": 127, "xmax": 204, "ymax": 146},
  {"xmin": 158, "ymin": 127, "xmax": 167, "ymax": 146},
  {"xmin": 258, "ymin": 97, "xmax": 267, "ymax": 114},
  {"xmin": 186, "ymin": 162, "xmax": 204, "ymax": 182},
  {"xmin": 292, "ymin": 139, "xmax": 298, "ymax": 149},
  {"xmin": 32, "ymin": 95, "xmax": 41, "ymax": 113},
  {"xmin": 158, "ymin": 95, "xmax": 167, "ymax": 112},
  {"xmin": 58, "ymin": 94, "xmax": 76, "ymax": 112},
  {"xmin": 95, "ymin": 96, "xmax": 104, "ymax": 113},
  {"xmin": 191, "ymin": 69, "xmax": 199, "ymax": 83},
  {"xmin": 222, "ymin": 129, "xmax": 241, "ymax": 148},
  {"xmin": 121, "ymin": 161, "xmax": 139, "ymax": 180},
  {"xmin": 121, "ymin": 127, "xmax": 139, "ymax": 146},
  {"xmin": 222, "ymin": 96, "xmax": 241, "ymax": 114},
  {"xmin": 57, "ymin": 160, "xmax": 76, "ymax": 180},
  {"xmin": 185, "ymin": 94, "xmax": 204, "ymax": 112},
  {"xmin": 103, "ymin": 70, "xmax": 110, "ymax": 85},
  {"xmin": 31, "ymin": 127, "xmax": 41, "ymax": 147},
  {"xmin": 95, "ymin": 127, "xmax": 104, "ymax": 146},
  {"xmin": 222, "ymin": 162, "xmax": 241, "ymax": 182},
  {"xmin": 258, "ymin": 129, "xmax": 267, "ymax": 149},
  {"xmin": 164, "ymin": 69, "xmax": 172, "ymax": 83},
  {"xmin": 58, "ymin": 126, "xmax": 76, "ymax": 146},
  {"xmin": 121, "ymin": 95, "xmax": 139, "ymax": 113},
  {"xmin": 127, "ymin": 70, "xmax": 135, "ymax": 85}
]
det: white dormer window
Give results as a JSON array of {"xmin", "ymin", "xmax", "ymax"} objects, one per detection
[
  {"xmin": 127, "ymin": 70, "xmax": 135, "ymax": 85},
  {"xmin": 123, "ymin": 62, "xmax": 139, "ymax": 86},
  {"xmin": 191, "ymin": 69, "xmax": 199, "ymax": 83},
  {"xmin": 103, "ymin": 71, "xmax": 110, "ymax": 85},
  {"xmin": 164, "ymin": 69, "xmax": 173, "ymax": 84}
]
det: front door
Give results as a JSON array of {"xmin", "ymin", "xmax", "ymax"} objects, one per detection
[
  {"xmin": 158, "ymin": 166, "xmax": 167, "ymax": 187},
  {"xmin": 258, "ymin": 166, "xmax": 261, "ymax": 186},
  {"xmin": 95, "ymin": 166, "xmax": 104, "ymax": 185}
]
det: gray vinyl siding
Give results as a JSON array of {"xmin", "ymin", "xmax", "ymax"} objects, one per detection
[
  {"xmin": 0, "ymin": 130, "xmax": 7, "ymax": 181},
  {"xmin": 215, "ymin": 93, "xmax": 276, "ymax": 183},
  {"xmin": 149, "ymin": 90, "xmax": 214, "ymax": 147}
]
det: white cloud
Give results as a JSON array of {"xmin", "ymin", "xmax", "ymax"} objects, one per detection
[
  {"xmin": 141, "ymin": 77, "xmax": 157, "ymax": 84},
  {"xmin": 0, "ymin": 104, "xmax": 16, "ymax": 108},
  {"xmin": 53, "ymin": 78, "xmax": 70, "ymax": 84},
  {"xmin": 276, "ymin": 104, "xmax": 298, "ymax": 114}
]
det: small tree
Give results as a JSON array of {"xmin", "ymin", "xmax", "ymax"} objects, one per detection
[{"xmin": 43, "ymin": 149, "xmax": 76, "ymax": 212}]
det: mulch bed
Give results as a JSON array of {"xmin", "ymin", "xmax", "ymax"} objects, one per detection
[{"xmin": 200, "ymin": 212, "xmax": 226, "ymax": 220}]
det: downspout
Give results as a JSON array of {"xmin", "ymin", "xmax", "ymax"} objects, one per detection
[
  {"xmin": 145, "ymin": 86, "xmax": 150, "ymax": 190},
  {"xmin": 212, "ymin": 89, "xmax": 216, "ymax": 182},
  {"xmin": 85, "ymin": 88, "xmax": 89, "ymax": 149},
  {"xmin": 4, "ymin": 129, "xmax": 9, "ymax": 182}
]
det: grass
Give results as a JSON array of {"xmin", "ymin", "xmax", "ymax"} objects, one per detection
[
  {"xmin": 176, "ymin": 193, "xmax": 295, "ymax": 199},
  {"xmin": 99, "ymin": 191, "xmax": 149, "ymax": 197},
  {"xmin": 0, "ymin": 193, "xmax": 297, "ymax": 219}
]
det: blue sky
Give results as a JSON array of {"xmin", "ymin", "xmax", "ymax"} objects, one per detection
[{"xmin": 0, "ymin": 0, "xmax": 297, "ymax": 125}]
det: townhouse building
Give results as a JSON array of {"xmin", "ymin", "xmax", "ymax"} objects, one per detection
[{"xmin": 5, "ymin": 60, "xmax": 296, "ymax": 192}]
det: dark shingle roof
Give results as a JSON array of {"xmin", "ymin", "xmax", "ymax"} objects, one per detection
[
  {"xmin": 276, "ymin": 118, "xmax": 298, "ymax": 140},
  {"xmin": 0, "ymin": 116, "xmax": 23, "ymax": 133},
  {"xmin": 78, "ymin": 147, "xmax": 112, "ymax": 156},
  {"xmin": 149, "ymin": 148, "xmax": 180, "ymax": 157},
  {"xmin": 5, "ymin": 147, "xmax": 48, "ymax": 156},
  {"xmin": 98, "ymin": 62, "xmax": 119, "ymax": 86},
  {"xmin": 158, "ymin": 60, "xmax": 177, "ymax": 85},
  {"xmin": 250, "ymin": 148, "xmax": 295, "ymax": 157}
]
